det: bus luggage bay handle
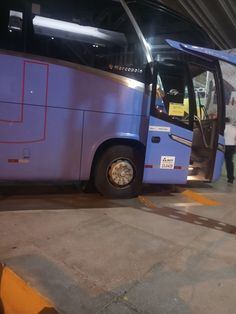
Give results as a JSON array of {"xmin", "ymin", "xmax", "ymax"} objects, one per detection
[{"xmin": 151, "ymin": 136, "xmax": 161, "ymax": 143}]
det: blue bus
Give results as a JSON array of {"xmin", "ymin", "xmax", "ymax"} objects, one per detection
[{"xmin": 0, "ymin": 0, "xmax": 235, "ymax": 197}]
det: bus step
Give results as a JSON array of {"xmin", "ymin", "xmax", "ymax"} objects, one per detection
[{"xmin": 188, "ymin": 166, "xmax": 200, "ymax": 176}]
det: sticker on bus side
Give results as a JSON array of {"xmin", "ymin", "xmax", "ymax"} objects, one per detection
[
  {"xmin": 160, "ymin": 156, "xmax": 175, "ymax": 169},
  {"xmin": 149, "ymin": 126, "xmax": 171, "ymax": 132}
]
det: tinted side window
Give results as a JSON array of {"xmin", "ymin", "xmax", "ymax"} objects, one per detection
[
  {"xmin": 0, "ymin": 3, "xmax": 24, "ymax": 52},
  {"xmin": 29, "ymin": 0, "xmax": 145, "ymax": 81}
]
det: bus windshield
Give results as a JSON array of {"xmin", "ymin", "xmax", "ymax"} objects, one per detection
[{"xmin": 126, "ymin": 1, "xmax": 212, "ymax": 61}]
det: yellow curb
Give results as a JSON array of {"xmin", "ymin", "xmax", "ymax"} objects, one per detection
[
  {"xmin": 181, "ymin": 189, "xmax": 221, "ymax": 206},
  {"xmin": 0, "ymin": 264, "xmax": 59, "ymax": 314}
]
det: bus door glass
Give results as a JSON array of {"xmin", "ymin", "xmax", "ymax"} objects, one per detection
[
  {"xmin": 189, "ymin": 64, "xmax": 224, "ymax": 181},
  {"xmin": 143, "ymin": 60, "xmax": 193, "ymax": 184}
]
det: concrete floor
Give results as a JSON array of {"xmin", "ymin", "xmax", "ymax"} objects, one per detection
[{"xmin": 0, "ymin": 174, "xmax": 236, "ymax": 314}]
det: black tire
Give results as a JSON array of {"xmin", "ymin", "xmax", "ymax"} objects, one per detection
[{"xmin": 94, "ymin": 145, "xmax": 144, "ymax": 198}]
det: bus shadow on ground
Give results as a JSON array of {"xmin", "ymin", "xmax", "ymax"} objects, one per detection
[
  {"xmin": 0, "ymin": 181, "xmax": 225, "ymax": 237},
  {"xmin": 0, "ymin": 182, "xmax": 115, "ymax": 211},
  {"xmin": 0, "ymin": 182, "xmax": 177, "ymax": 212},
  {"xmin": 138, "ymin": 196, "xmax": 236, "ymax": 236}
]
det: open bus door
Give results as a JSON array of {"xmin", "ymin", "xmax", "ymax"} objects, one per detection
[{"xmin": 143, "ymin": 40, "xmax": 236, "ymax": 184}]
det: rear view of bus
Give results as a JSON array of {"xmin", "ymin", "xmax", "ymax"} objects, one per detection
[{"xmin": 0, "ymin": 0, "xmax": 231, "ymax": 197}]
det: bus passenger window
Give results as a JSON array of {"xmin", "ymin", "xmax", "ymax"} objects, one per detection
[
  {"xmin": 8, "ymin": 10, "xmax": 23, "ymax": 32},
  {"xmin": 0, "ymin": 6, "xmax": 24, "ymax": 52},
  {"xmin": 29, "ymin": 0, "xmax": 145, "ymax": 82}
]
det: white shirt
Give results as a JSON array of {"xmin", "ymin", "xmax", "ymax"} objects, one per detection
[{"xmin": 224, "ymin": 123, "xmax": 236, "ymax": 146}]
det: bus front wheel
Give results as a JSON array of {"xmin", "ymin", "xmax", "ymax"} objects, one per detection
[{"xmin": 94, "ymin": 145, "xmax": 144, "ymax": 198}]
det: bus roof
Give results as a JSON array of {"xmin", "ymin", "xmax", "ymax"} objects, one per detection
[{"xmin": 166, "ymin": 39, "xmax": 236, "ymax": 66}]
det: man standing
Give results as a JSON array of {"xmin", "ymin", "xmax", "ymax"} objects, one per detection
[{"xmin": 224, "ymin": 117, "xmax": 236, "ymax": 183}]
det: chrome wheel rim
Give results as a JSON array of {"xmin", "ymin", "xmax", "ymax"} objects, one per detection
[{"xmin": 108, "ymin": 159, "xmax": 134, "ymax": 187}]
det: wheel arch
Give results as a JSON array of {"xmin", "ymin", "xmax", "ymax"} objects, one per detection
[{"xmin": 90, "ymin": 138, "xmax": 146, "ymax": 181}]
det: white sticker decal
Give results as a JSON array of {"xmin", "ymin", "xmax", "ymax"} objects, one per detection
[
  {"xmin": 149, "ymin": 126, "xmax": 171, "ymax": 132},
  {"xmin": 160, "ymin": 156, "xmax": 175, "ymax": 169}
]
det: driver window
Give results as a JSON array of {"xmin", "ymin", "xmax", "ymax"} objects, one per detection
[{"xmin": 158, "ymin": 61, "xmax": 190, "ymax": 125}]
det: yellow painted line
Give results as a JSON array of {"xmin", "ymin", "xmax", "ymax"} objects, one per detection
[
  {"xmin": 0, "ymin": 264, "xmax": 59, "ymax": 314},
  {"xmin": 138, "ymin": 195, "xmax": 158, "ymax": 210},
  {"xmin": 181, "ymin": 189, "xmax": 221, "ymax": 206}
]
